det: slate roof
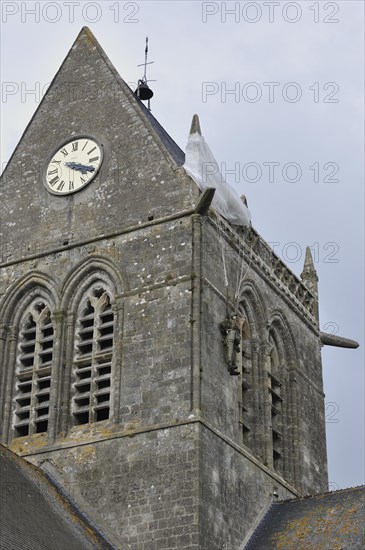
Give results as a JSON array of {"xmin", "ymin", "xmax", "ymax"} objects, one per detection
[
  {"xmin": 80, "ymin": 26, "xmax": 186, "ymax": 168},
  {"xmin": 134, "ymin": 94, "xmax": 185, "ymax": 167},
  {"xmin": 245, "ymin": 486, "xmax": 365, "ymax": 550},
  {"xmin": 0, "ymin": 444, "xmax": 116, "ymax": 550}
]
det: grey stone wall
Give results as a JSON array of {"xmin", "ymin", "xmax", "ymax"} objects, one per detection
[
  {"xmin": 199, "ymin": 214, "xmax": 328, "ymax": 499},
  {"xmin": 26, "ymin": 424, "xmax": 200, "ymax": 550},
  {"xmin": 199, "ymin": 424, "xmax": 295, "ymax": 550}
]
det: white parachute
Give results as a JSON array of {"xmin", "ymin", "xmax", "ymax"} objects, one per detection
[{"xmin": 183, "ymin": 115, "xmax": 251, "ymax": 227}]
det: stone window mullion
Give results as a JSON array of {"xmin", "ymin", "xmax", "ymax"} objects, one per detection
[
  {"xmin": 90, "ymin": 299, "xmax": 102, "ymax": 423},
  {"xmin": 2, "ymin": 328, "xmax": 18, "ymax": 444}
]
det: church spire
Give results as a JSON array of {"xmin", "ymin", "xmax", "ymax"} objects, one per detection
[
  {"xmin": 189, "ymin": 114, "xmax": 202, "ymax": 136},
  {"xmin": 301, "ymin": 246, "xmax": 319, "ymax": 321},
  {"xmin": 301, "ymin": 246, "xmax": 319, "ymax": 298}
]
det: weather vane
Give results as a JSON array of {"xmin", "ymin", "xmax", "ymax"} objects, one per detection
[{"xmin": 135, "ymin": 36, "xmax": 156, "ymax": 111}]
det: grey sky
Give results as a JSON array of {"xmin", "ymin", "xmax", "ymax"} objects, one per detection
[{"xmin": 1, "ymin": 0, "xmax": 364, "ymax": 489}]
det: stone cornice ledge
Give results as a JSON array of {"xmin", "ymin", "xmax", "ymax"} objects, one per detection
[
  {"xmin": 0, "ymin": 208, "xmax": 196, "ymax": 268},
  {"xmin": 9, "ymin": 416, "xmax": 301, "ymax": 497}
]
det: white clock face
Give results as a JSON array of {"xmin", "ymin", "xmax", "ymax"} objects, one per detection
[{"xmin": 44, "ymin": 137, "xmax": 103, "ymax": 195}]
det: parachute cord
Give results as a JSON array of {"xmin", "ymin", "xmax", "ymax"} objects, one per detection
[
  {"xmin": 234, "ymin": 240, "xmax": 253, "ymax": 305},
  {"xmin": 217, "ymin": 216, "xmax": 229, "ymax": 289},
  {"xmin": 235, "ymin": 246, "xmax": 245, "ymax": 303},
  {"xmin": 216, "ymin": 217, "xmax": 254, "ymax": 309}
]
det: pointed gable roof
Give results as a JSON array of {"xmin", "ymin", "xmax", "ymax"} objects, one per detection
[
  {"xmin": 3, "ymin": 27, "xmax": 184, "ymax": 174},
  {"xmin": 0, "ymin": 444, "xmax": 116, "ymax": 549},
  {"xmin": 136, "ymin": 95, "xmax": 185, "ymax": 167},
  {"xmin": 72, "ymin": 27, "xmax": 185, "ymax": 166},
  {"xmin": 0, "ymin": 28, "xmax": 195, "ymax": 259}
]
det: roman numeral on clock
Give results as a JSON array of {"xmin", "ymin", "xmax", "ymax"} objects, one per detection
[
  {"xmin": 57, "ymin": 181, "xmax": 65, "ymax": 191},
  {"xmin": 72, "ymin": 142, "xmax": 78, "ymax": 152},
  {"xmin": 69, "ymin": 181, "xmax": 74, "ymax": 190},
  {"xmin": 48, "ymin": 169, "xmax": 58, "ymax": 176},
  {"xmin": 60, "ymin": 148, "xmax": 68, "ymax": 156},
  {"xmin": 49, "ymin": 176, "xmax": 60, "ymax": 187},
  {"xmin": 87, "ymin": 146, "xmax": 97, "ymax": 155},
  {"xmin": 89, "ymin": 156, "xmax": 99, "ymax": 163}
]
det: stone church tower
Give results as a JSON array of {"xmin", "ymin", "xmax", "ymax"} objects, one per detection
[{"xmin": 0, "ymin": 28, "xmax": 358, "ymax": 549}]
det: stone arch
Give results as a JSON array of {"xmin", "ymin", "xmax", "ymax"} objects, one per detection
[
  {"xmin": 0, "ymin": 271, "xmax": 59, "ymax": 444},
  {"xmin": 268, "ymin": 309, "xmax": 298, "ymax": 366},
  {"xmin": 0, "ymin": 271, "xmax": 59, "ymax": 327},
  {"xmin": 60, "ymin": 255, "xmax": 127, "ymax": 310},
  {"xmin": 238, "ymin": 280, "xmax": 268, "ymax": 342}
]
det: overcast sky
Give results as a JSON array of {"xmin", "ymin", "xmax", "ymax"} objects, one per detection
[{"xmin": 1, "ymin": 1, "xmax": 364, "ymax": 490}]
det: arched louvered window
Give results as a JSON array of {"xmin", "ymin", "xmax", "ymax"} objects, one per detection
[
  {"xmin": 13, "ymin": 302, "xmax": 54, "ymax": 438},
  {"xmin": 240, "ymin": 318, "xmax": 253, "ymax": 450},
  {"xmin": 237, "ymin": 298, "xmax": 259, "ymax": 456},
  {"xmin": 268, "ymin": 332, "xmax": 284, "ymax": 475},
  {"xmin": 72, "ymin": 286, "xmax": 114, "ymax": 425}
]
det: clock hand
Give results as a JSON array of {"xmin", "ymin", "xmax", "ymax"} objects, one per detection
[{"xmin": 64, "ymin": 162, "xmax": 96, "ymax": 175}]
